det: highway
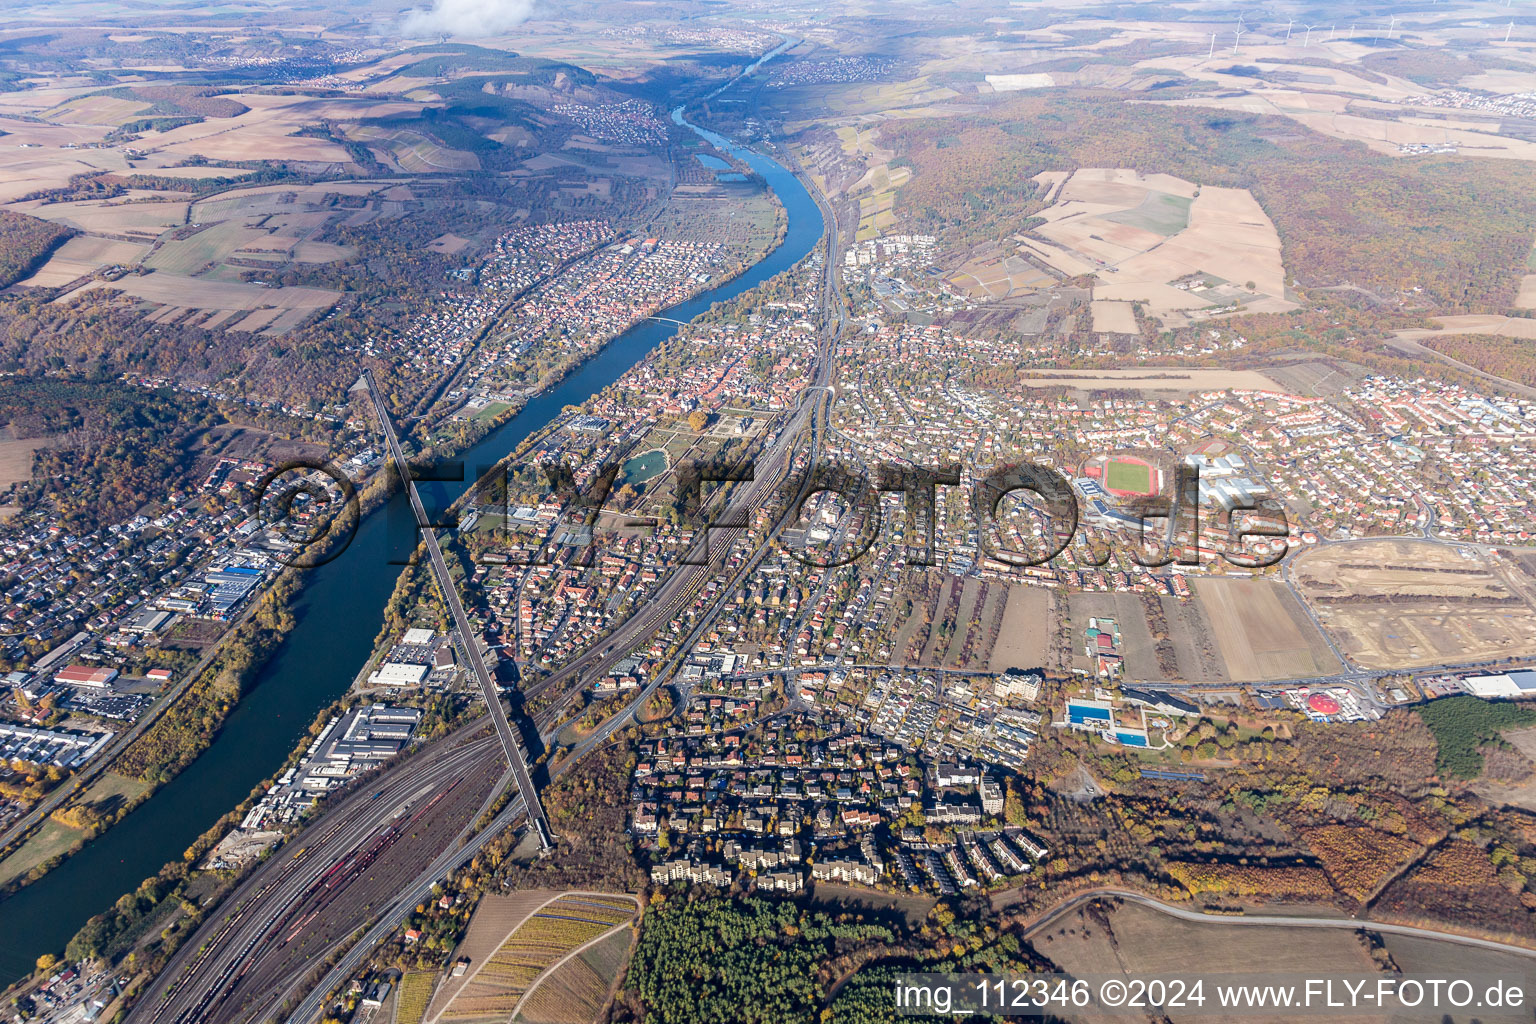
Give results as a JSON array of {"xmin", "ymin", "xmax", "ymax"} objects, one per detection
[
  {"xmin": 126, "ymin": 726, "xmax": 505, "ymax": 1024},
  {"xmin": 358, "ymin": 368, "xmax": 553, "ymax": 851}
]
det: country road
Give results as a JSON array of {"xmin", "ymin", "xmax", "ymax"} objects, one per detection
[{"xmin": 1021, "ymin": 887, "xmax": 1536, "ymax": 960}]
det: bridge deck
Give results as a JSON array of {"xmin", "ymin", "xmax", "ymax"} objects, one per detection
[{"xmin": 359, "ymin": 371, "xmax": 552, "ymax": 850}]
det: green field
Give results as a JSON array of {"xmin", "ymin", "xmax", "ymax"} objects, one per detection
[
  {"xmin": 0, "ymin": 818, "xmax": 83, "ymax": 887},
  {"xmin": 76, "ymin": 769, "xmax": 151, "ymax": 809},
  {"xmin": 472, "ymin": 401, "xmax": 513, "ymax": 422},
  {"xmin": 577, "ymin": 924, "xmax": 632, "ymax": 981},
  {"xmin": 1105, "ymin": 459, "xmax": 1153, "ymax": 494},
  {"xmin": 145, "ymin": 221, "xmax": 258, "ymax": 276},
  {"xmin": 1105, "ymin": 191, "xmax": 1193, "ymax": 236}
]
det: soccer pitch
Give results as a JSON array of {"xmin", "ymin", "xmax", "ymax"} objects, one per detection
[{"xmin": 1105, "ymin": 459, "xmax": 1153, "ymax": 494}]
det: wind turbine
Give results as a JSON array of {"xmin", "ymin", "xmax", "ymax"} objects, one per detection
[
  {"xmin": 1233, "ymin": 24, "xmax": 1245, "ymax": 54},
  {"xmin": 1508, "ymin": 20, "xmax": 1516, "ymax": 42},
  {"xmin": 1302, "ymin": 23, "xmax": 1316, "ymax": 46},
  {"xmin": 1285, "ymin": 17, "xmax": 1294, "ymax": 42},
  {"xmin": 1389, "ymin": 15, "xmax": 1399, "ymax": 40},
  {"xmin": 1208, "ymin": 31, "xmax": 1217, "ymax": 59}
]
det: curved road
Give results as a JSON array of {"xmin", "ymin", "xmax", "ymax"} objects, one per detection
[{"xmin": 1023, "ymin": 888, "xmax": 1536, "ymax": 960}]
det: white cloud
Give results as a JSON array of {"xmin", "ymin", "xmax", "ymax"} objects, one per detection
[{"xmin": 399, "ymin": 0, "xmax": 535, "ymax": 38}]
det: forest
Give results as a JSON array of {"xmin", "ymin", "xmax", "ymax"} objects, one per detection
[
  {"xmin": 0, "ymin": 378, "xmax": 217, "ymax": 531},
  {"xmin": 620, "ymin": 896, "xmax": 884, "ymax": 1024},
  {"xmin": 1418, "ymin": 332, "xmax": 1536, "ymax": 390},
  {"xmin": 1417, "ymin": 695, "xmax": 1536, "ymax": 779},
  {"xmin": 616, "ymin": 894, "xmax": 1044, "ymax": 1024},
  {"xmin": 0, "ymin": 210, "xmax": 73, "ymax": 290}
]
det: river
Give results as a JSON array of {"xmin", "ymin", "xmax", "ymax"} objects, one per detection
[{"xmin": 0, "ymin": 106, "xmax": 821, "ymax": 983}]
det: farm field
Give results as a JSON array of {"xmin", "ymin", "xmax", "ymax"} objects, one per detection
[
  {"xmin": 13, "ymin": 235, "xmax": 149, "ymax": 287},
  {"xmin": 854, "ymin": 187, "xmax": 898, "ymax": 240},
  {"xmin": 948, "ymin": 251, "xmax": 1053, "ymax": 299},
  {"xmin": 1070, "ymin": 590, "xmax": 1227, "ymax": 683},
  {"xmin": 1067, "ymin": 592, "xmax": 1165, "ymax": 681},
  {"xmin": 1028, "ymin": 894, "xmax": 1536, "ymax": 1022},
  {"xmin": 1156, "ymin": 595, "xmax": 1230, "ymax": 683},
  {"xmin": 988, "ymin": 586, "xmax": 1052, "ymax": 672},
  {"xmin": 145, "ymin": 221, "xmax": 272, "ymax": 275},
  {"xmin": 346, "ymin": 124, "xmax": 480, "ymax": 173},
  {"xmin": 1024, "ymin": 168, "xmax": 1293, "ymax": 325},
  {"xmin": 2, "ymin": 89, "xmax": 370, "ymax": 191},
  {"xmin": 40, "ymin": 94, "xmax": 153, "ymax": 126},
  {"xmin": 1291, "ymin": 540, "xmax": 1536, "ymax": 669},
  {"xmin": 425, "ymin": 891, "xmax": 555, "ymax": 1022},
  {"xmin": 914, "ymin": 576, "xmax": 1008, "ymax": 669},
  {"xmin": 0, "ymin": 435, "xmax": 50, "ymax": 490},
  {"xmin": 1037, "ymin": 898, "xmax": 1378, "ymax": 976},
  {"xmin": 779, "ymin": 76, "xmax": 963, "ymax": 133},
  {"xmin": 1393, "ymin": 314, "xmax": 1536, "ymax": 343},
  {"xmin": 1089, "ymin": 298, "xmax": 1136, "ymax": 333},
  {"xmin": 1382, "ymin": 930, "xmax": 1536, "ymax": 1010},
  {"xmin": 428, "ymin": 233, "xmax": 472, "ymax": 254},
  {"xmin": 62, "ymin": 272, "xmax": 339, "ymax": 336},
  {"xmin": 123, "ymin": 93, "xmax": 370, "ymax": 165},
  {"xmin": 131, "ymin": 165, "xmax": 251, "ymax": 180},
  {"xmin": 428, "ymin": 892, "xmax": 639, "ymax": 1024},
  {"xmin": 21, "ymin": 194, "xmax": 189, "ymax": 239},
  {"xmin": 1191, "ymin": 577, "xmax": 1340, "ymax": 682},
  {"xmin": 0, "ymin": 116, "xmax": 127, "ymax": 201},
  {"xmin": 511, "ymin": 926, "xmax": 634, "ymax": 1024},
  {"xmin": 1028, "ymin": 901, "xmax": 1379, "ymax": 1024},
  {"xmin": 396, "ymin": 971, "xmax": 437, "ymax": 1024},
  {"xmin": 1174, "ymin": 94, "xmax": 1536, "ymax": 163},
  {"xmin": 1518, "ymin": 275, "xmax": 1536, "ymax": 310}
]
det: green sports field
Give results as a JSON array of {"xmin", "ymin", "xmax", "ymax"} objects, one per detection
[{"xmin": 1105, "ymin": 459, "xmax": 1153, "ymax": 494}]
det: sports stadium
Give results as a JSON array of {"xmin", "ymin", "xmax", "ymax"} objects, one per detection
[{"xmin": 1081, "ymin": 453, "xmax": 1164, "ymax": 499}]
